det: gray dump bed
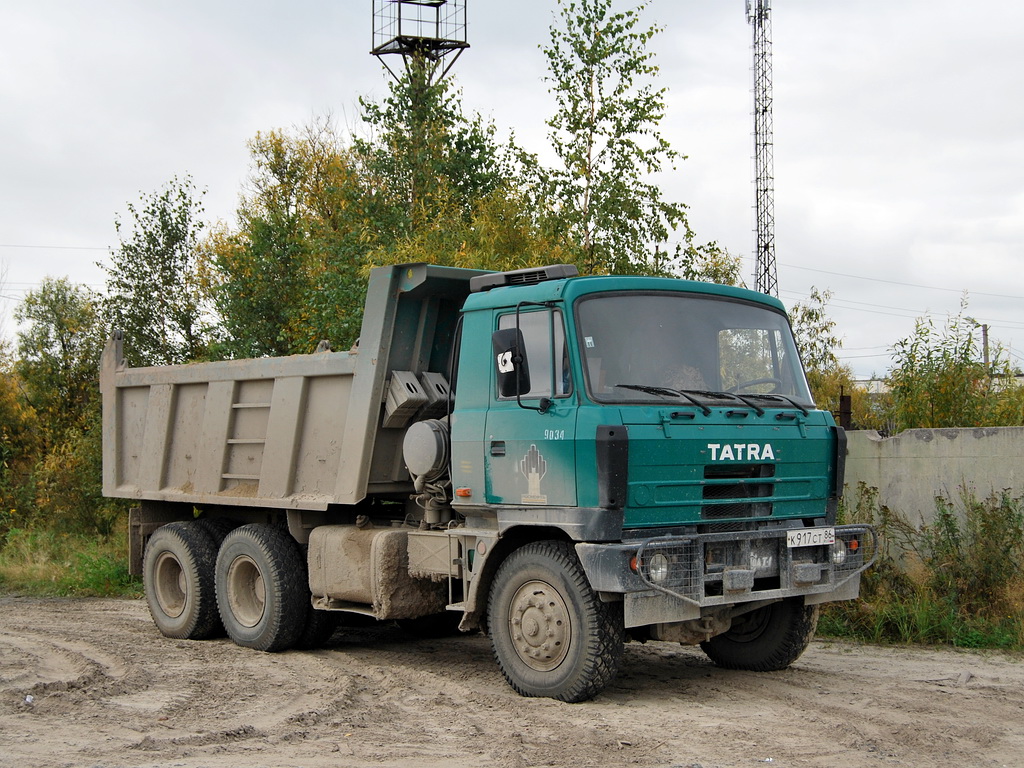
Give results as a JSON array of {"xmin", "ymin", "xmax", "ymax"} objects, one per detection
[{"xmin": 100, "ymin": 264, "xmax": 481, "ymax": 511}]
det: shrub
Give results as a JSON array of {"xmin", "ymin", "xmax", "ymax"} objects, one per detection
[{"xmin": 823, "ymin": 483, "xmax": 1024, "ymax": 649}]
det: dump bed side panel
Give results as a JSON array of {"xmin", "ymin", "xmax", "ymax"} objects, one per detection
[
  {"xmin": 102, "ymin": 348, "xmax": 357, "ymax": 509},
  {"xmin": 100, "ymin": 263, "xmax": 485, "ymax": 511}
]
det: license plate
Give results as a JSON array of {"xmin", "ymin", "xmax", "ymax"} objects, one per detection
[{"xmin": 787, "ymin": 527, "xmax": 835, "ymax": 548}]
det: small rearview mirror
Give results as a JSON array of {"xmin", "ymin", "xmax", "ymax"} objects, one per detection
[{"xmin": 492, "ymin": 328, "xmax": 531, "ymax": 398}]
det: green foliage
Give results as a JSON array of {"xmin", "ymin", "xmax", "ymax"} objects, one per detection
[
  {"xmin": 204, "ymin": 122, "xmax": 389, "ymax": 356},
  {"xmin": 359, "ymin": 61, "xmax": 570, "ymax": 274},
  {"xmin": 0, "ymin": 346, "xmax": 40, "ymax": 536},
  {"xmin": 359, "ymin": 55, "xmax": 505, "ymax": 228},
  {"xmin": 524, "ymin": 0, "xmax": 691, "ymax": 276},
  {"xmin": 33, "ymin": 401, "xmax": 124, "ymax": 537},
  {"xmin": 822, "ymin": 483, "xmax": 1024, "ymax": 649},
  {"xmin": 103, "ymin": 176, "xmax": 211, "ymax": 366},
  {"xmin": 786, "ymin": 287, "xmax": 884, "ymax": 428},
  {"xmin": 675, "ymin": 242, "xmax": 744, "ymax": 286},
  {"xmin": 0, "ymin": 527, "xmax": 137, "ymax": 597},
  {"xmin": 789, "ymin": 287, "xmax": 841, "ymax": 373},
  {"xmin": 14, "ymin": 277, "xmax": 103, "ymax": 448},
  {"xmin": 886, "ymin": 299, "xmax": 1024, "ymax": 431}
]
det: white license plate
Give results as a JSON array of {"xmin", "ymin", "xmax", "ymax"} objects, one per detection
[{"xmin": 787, "ymin": 527, "xmax": 835, "ymax": 548}]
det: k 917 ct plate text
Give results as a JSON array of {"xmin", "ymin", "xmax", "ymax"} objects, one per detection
[{"xmin": 787, "ymin": 527, "xmax": 835, "ymax": 548}]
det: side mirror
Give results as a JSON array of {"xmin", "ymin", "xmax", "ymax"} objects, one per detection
[{"xmin": 492, "ymin": 328, "xmax": 531, "ymax": 398}]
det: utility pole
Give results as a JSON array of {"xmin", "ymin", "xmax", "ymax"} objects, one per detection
[{"xmin": 747, "ymin": 0, "xmax": 777, "ymax": 296}]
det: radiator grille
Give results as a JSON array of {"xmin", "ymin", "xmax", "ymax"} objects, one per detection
[{"xmin": 702, "ymin": 464, "xmax": 774, "ymax": 520}]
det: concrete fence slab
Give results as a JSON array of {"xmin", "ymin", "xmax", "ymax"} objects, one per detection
[{"xmin": 843, "ymin": 427, "xmax": 1024, "ymax": 527}]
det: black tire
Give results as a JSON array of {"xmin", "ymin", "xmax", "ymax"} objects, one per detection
[
  {"xmin": 487, "ymin": 541, "xmax": 624, "ymax": 702},
  {"xmin": 294, "ymin": 606, "xmax": 341, "ymax": 650},
  {"xmin": 700, "ymin": 598, "xmax": 819, "ymax": 671},
  {"xmin": 195, "ymin": 516, "xmax": 239, "ymax": 547},
  {"xmin": 142, "ymin": 522, "xmax": 222, "ymax": 640},
  {"xmin": 215, "ymin": 524, "xmax": 307, "ymax": 652}
]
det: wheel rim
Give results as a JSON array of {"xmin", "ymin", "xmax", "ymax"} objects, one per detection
[
  {"xmin": 226, "ymin": 554, "xmax": 266, "ymax": 628},
  {"xmin": 507, "ymin": 579, "xmax": 571, "ymax": 672},
  {"xmin": 153, "ymin": 551, "xmax": 187, "ymax": 619}
]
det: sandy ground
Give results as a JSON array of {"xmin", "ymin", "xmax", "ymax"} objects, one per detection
[{"xmin": 1, "ymin": 597, "xmax": 1022, "ymax": 768}]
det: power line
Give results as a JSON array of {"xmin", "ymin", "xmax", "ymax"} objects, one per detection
[
  {"xmin": 0, "ymin": 243, "xmax": 110, "ymax": 251},
  {"xmin": 781, "ymin": 262, "xmax": 1024, "ymax": 300}
]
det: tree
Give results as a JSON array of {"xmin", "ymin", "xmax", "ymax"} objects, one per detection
[
  {"xmin": 207, "ymin": 71, "xmax": 545, "ymax": 356},
  {"xmin": 886, "ymin": 300, "xmax": 1024, "ymax": 431},
  {"xmin": 786, "ymin": 287, "xmax": 879, "ymax": 426},
  {"xmin": 525, "ymin": 0, "xmax": 691, "ymax": 275},
  {"xmin": 204, "ymin": 122, "xmax": 395, "ymax": 357},
  {"xmin": 676, "ymin": 242, "xmax": 744, "ymax": 286},
  {"xmin": 103, "ymin": 176, "xmax": 210, "ymax": 366},
  {"xmin": 358, "ymin": 56, "xmax": 506, "ymax": 230},
  {"xmin": 14, "ymin": 277, "xmax": 103, "ymax": 448},
  {"xmin": 789, "ymin": 287, "xmax": 842, "ymax": 373},
  {"xmin": 0, "ymin": 342, "xmax": 40, "ymax": 533}
]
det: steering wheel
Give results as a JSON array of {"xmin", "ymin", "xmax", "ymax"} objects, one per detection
[{"xmin": 726, "ymin": 377, "xmax": 783, "ymax": 393}]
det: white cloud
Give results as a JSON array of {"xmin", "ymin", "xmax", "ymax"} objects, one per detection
[{"xmin": 1, "ymin": 0, "xmax": 1022, "ymax": 378}]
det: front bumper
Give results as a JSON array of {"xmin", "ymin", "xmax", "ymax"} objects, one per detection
[{"xmin": 577, "ymin": 524, "xmax": 877, "ymax": 611}]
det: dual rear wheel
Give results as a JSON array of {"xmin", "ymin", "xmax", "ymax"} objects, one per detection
[{"xmin": 142, "ymin": 521, "xmax": 328, "ymax": 652}]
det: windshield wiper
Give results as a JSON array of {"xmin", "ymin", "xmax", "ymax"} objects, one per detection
[
  {"xmin": 615, "ymin": 384, "xmax": 712, "ymax": 416},
  {"xmin": 677, "ymin": 389, "xmax": 765, "ymax": 417},
  {"xmin": 743, "ymin": 392, "xmax": 810, "ymax": 415}
]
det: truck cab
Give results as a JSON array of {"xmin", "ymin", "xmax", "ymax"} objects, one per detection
[{"xmin": 398, "ymin": 265, "xmax": 873, "ymax": 700}]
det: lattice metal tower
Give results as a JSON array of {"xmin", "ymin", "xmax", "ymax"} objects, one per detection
[
  {"xmin": 371, "ymin": 0, "xmax": 469, "ymax": 83},
  {"xmin": 747, "ymin": 0, "xmax": 777, "ymax": 296}
]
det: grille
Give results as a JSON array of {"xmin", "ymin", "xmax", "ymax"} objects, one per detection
[
  {"xmin": 702, "ymin": 463, "xmax": 774, "ymax": 520},
  {"xmin": 835, "ymin": 526, "xmax": 878, "ymax": 577},
  {"xmin": 635, "ymin": 539, "xmax": 702, "ymax": 601}
]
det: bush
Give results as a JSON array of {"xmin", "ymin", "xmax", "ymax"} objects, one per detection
[
  {"xmin": 0, "ymin": 527, "xmax": 138, "ymax": 597},
  {"xmin": 822, "ymin": 483, "xmax": 1024, "ymax": 649}
]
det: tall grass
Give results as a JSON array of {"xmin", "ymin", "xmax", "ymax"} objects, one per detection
[
  {"xmin": 821, "ymin": 483, "xmax": 1024, "ymax": 649},
  {"xmin": 0, "ymin": 526, "xmax": 140, "ymax": 597}
]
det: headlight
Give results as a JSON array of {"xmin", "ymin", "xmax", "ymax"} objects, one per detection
[
  {"xmin": 831, "ymin": 541, "xmax": 848, "ymax": 565},
  {"xmin": 647, "ymin": 552, "xmax": 670, "ymax": 583}
]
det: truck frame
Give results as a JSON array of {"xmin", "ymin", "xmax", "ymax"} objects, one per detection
[{"xmin": 102, "ymin": 263, "xmax": 875, "ymax": 701}]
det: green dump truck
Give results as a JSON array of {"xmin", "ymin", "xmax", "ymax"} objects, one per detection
[{"xmin": 101, "ymin": 263, "xmax": 875, "ymax": 702}]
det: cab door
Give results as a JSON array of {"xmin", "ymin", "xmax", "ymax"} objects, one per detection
[{"xmin": 484, "ymin": 307, "xmax": 577, "ymax": 507}]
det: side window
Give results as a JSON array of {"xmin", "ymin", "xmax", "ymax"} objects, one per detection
[{"xmin": 498, "ymin": 310, "xmax": 571, "ymax": 399}]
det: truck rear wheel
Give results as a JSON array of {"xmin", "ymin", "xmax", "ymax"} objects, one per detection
[
  {"xmin": 700, "ymin": 598, "xmax": 819, "ymax": 671},
  {"xmin": 143, "ymin": 522, "xmax": 222, "ymax": 640},
  {"xmin": 488, "ymin": 541, "xmax": 623, "ymax": 702},
  {"xmin": 215, "ymin": 524, "xmax": 307, "ymax": 652}
]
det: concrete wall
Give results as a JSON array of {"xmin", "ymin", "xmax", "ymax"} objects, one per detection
[{"xmin": 843, "ymin": 427, "xmax": 1024, "ymax": 527}]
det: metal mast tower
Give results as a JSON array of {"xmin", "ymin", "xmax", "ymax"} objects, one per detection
[
  {"xmin": 746, "ymin": 0, "xmax": 777, "ymax": 296},
  {"xmin": 371, "ymin": 0, "xmax": 469, "ymax": 83}
]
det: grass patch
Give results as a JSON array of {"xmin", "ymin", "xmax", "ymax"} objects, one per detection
[
  {"xmin": 822, "ymin": 484, "xmax": 1024, "ymax": 650},
  {"xmin": 0, "ymin": 526, "xmax": 141, "ymax": 598}
]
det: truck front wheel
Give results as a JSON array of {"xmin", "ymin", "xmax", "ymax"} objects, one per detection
[
  {"xmin": 488, "ymin": 541, "xmax": 623, "ymax": 702},
  {"xmin": 215, "ymin": 524, "xmax": 307, "ymax": 652},
  {"xmin": 143, "ymin": 522, "xmax": 222, "ymax": 640},
  {"xmin": 700, "ymin": 598, "xmax": 819, "ymax": 671}
]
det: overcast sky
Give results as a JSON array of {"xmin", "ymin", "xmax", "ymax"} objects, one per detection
[{"xmin": 2, "ymin": 0, "xmax": 1022, "ymax": 378}]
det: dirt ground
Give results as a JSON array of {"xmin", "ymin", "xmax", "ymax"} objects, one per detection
[{"xmin": 1, "ymin": 597, "xmax": 1022, "ymax": 768}]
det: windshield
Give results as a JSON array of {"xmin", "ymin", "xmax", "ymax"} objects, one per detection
[{"xmin": 576, "ymin": 292, "xmax": 813, "ymax": 406}]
